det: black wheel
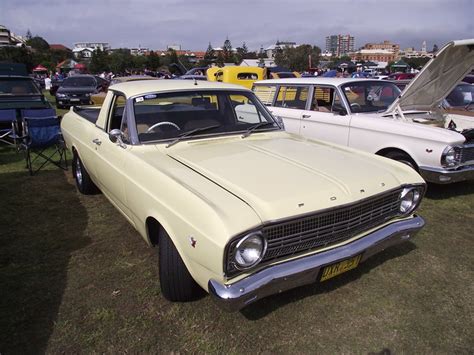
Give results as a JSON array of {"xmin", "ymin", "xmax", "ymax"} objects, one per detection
[
  {"xmin": 72, "ymin": 152, "xmax": 99, "ymax": 194},
  {"xmin": 159, "ymin": 228, "xmax": 203, "ymax": 302},
  {"xmin": 385, "ymin": 151, "xmax": 418, "ymax": 171}
]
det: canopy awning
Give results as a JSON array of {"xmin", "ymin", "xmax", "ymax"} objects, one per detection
[{"xmin": 33, "ymin": 65, "xmax": 48, "ymax": 72}]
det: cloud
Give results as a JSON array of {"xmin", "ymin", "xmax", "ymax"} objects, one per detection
[{"xmin": 0, "ymin": 0, "xmax": 472, "ymax": 51}]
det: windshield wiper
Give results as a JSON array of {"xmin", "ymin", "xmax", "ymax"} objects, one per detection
[
  {"xmin": 241, "ymin": 121, "xmax": 275, "ymax": 138},
  {"xmin": 165, "ymin": 124, "xmax": 221, "ymax": 148}
]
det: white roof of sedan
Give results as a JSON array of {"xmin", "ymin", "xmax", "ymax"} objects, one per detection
[
  {"xmin": 255, "ymin": 78, "xmax": 372, "ymax": 86},
  {"xmin": 110, "ymin": 79, "xmax": 249, "ymax": 98}
]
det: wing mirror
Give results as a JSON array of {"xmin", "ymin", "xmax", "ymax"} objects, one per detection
[
  {"xmin": 109, "ymin": 129, "xmax": 127, "ymax": 148},
  {"xmin": 333, "ymin": 104, "xmax": 348, "ymax": 116},
  {"xmin": 274, "ymin": 116, "xmax": 285, "ymax": 129}
]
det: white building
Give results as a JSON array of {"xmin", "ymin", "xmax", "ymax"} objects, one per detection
[
  {"xmin": 74, "ymin": 42, "xmax": 110, "ymax": 51},
  {"xmin": 265, "ymin": 41, "xmax": 297, "ymax": 59},
  {"xmin": 72, "ymin": 47, "xmax": 94, "ymax": 58}
]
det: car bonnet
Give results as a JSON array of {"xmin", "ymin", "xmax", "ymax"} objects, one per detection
[{"xmin": 385, "ymin": 38, "xmax": 474, "ymax": 114}]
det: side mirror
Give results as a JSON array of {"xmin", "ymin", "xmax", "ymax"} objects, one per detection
[
  {"xmin": 333, "ymin": 104, "xmax": 347, "ymax": 116},
  {"xmin": 109, "ymin": 129, "xmax": 127, "ymax": 148},
  {"xmin": 274, "ymin": 116, "xmax": 285, "ymax": 130}
]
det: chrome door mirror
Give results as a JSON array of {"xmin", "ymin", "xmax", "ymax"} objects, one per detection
[
  {"xmin": 274, "ymin": 116, "xmax": 285, "ymax": 130},
  {"xmin": 109, "ymin": 129, "xmax": 127, "ymax": 148}
]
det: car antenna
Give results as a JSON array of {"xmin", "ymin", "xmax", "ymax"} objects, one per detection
[{"xmin": 193, "ymin": 78, "xmax": 198, "ymax": 86}]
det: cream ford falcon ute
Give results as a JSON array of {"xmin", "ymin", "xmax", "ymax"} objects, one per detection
[{"xmin": 61, "ymin": 80, "xmax": 425, "ymax": 312}]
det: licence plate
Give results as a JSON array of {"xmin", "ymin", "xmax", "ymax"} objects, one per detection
[
  {"xmin": 70, "ymin": 98, "xmax": 80, "ymax": 102},
  {"xmin": 320, "ymin": 254, "xmax": 362, "ymax": 282}
]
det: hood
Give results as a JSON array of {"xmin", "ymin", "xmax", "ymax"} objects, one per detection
[
  {"xmin": 386, "ymin": 39, "xmax": 474, "ymax": 113},
  {"xmin": 163, "ymin": 133, "xmax": 422, "ymax": 222}
]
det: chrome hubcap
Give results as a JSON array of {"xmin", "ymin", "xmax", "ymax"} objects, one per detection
[{"xmin": 75, "ymin": 158, "xmax": 83, "ymax": 186}]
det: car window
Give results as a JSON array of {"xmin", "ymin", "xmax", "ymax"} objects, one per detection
[
  {"xmin": 133, "ymin": 90, "xmax": 278, "ymax": 143},
  {"xmin": 62, "ymin": 77, "xmax": 96, "ymax": 87},
  {"xmin": 237, "ymin": 73, "xmax": 258, "ymax": 80},
  {"xmin": 274, "ymin": 86, "xmax": 309, "ymax": 109},
  {"xmin": 310, "ymin": 86, "xmax": 337, "ymax": 113},
  {"xmin": 0, "ymin": 78, "xmax": 41, "ymax": 95},
  {"xmin": 108, "ymin": 94, "xmax": 127, "ymax": 137},
  {"xmin": 253, "ymin": 85, "xmax": 277, "ymax": 105},
  {"xmin": 341, "ymin": 81, "xmax": 401, "ymax": 113}
]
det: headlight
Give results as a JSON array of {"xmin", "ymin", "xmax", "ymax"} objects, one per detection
[
  {"xmin": 233, "ymin": 232, "xmax": 267, "ymax": 269},
  {"xmin": 56, "ymin": 93, "xmax": 66, "ymax": 98},
  {"xmin": 399, "ymin": 186, "xmax": 423, "ymax": 215},
  {"xmin": 85, "ymin": 93, "xmax": 91, "ymax": 97},
  {"xmin": 441, "ymin": 146, "xmax": 461, "ymax": 167}
]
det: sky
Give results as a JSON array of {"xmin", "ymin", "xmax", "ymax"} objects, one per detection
[{"xmin": 1, "ymin": 0, "xmax": 472, "ymax": 52}]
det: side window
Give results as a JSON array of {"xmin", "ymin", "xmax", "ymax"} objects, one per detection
[
  {"xmin": 237, "ymin": 72, "xmax": 258, "ymax": 80},
  {"xmin": 311, "ymin": 86, "xmax": 334, "ymax": 112},
  {"xmin": 253, "ymin": 85, "xmax": 276, "ymax": 105},
  {"xmin": 274, "ymin": 86, "xmax": 309, "ymax": 109},
  {"xmin": 108, "ymin": 94, "xmax": 128, "ymax": 141}
]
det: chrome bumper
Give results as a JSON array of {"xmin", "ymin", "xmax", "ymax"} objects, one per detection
[
  {"xmin": 419, "ymin": 165, "xmax": 474, "ymax": 184},
  {"xmin": 209, "ymin": 216, "xmax": 425, "ymax": 312}
]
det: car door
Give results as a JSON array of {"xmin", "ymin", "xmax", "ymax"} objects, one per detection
[
  {"xmin": 92, "ymin": 93, "xmax": 135, "ymax": 224},
  {"xmin": 299, "ymin": 85, "xmax": 351, "ymax": 145},
  {"xmin": 267, "ymin": 85, "xmax": 309, "ymax": 134}
]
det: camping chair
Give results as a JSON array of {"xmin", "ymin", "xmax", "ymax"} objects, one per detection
[
  {"xmin": 0, "ymin": 109, "xmax": 17, "ymax": 146},
  {"xmin": 19, "ymin": 114, "xmax": 68, "ymax": 175}
]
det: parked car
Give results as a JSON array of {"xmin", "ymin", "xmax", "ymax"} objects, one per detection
[
  {"xmin": 207, "ymin": 66, "xmax": 265, "ymax": 89},
  {"xmin": 442, "ymin": 82, "xmax": 474, "ymax": 131},
  {"xmin": 61, "ymin": 80, "xmax": 425, "ymax": 311},
  {"xmin": 386, "ymin": 72, "xmax": 416, "ymax": 80},
  {"xmin": 90, "ymin": 75, "xmax": 158, "ymax": 105},
  {"xmin": 55, "ymin": 74, "xmax": 109, "ymax": 108},
  {"xmin": 253, "ymin": 39, "xmax": 474, "ymax": 185},
  {"xmin": 0, "ymin": 63, "xmax": 52, "ymax": 113}
]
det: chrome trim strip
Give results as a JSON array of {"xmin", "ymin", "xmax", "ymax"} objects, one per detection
[{"xmin": 209, "ymin": 216, "xmax": 425, "ymax": 312}]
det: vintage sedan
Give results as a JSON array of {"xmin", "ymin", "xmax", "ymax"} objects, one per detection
[
  {"xmin": 253, "ymin": 39, "xmax": 474, "ymax": 184},
  {"xmin": 61, "ymin": 80, "xmax": 425, "ymax": 311}
]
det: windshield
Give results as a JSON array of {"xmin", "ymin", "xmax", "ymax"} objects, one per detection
[
  {"xmin": 341, "ymin": 81, "xmax": 401, "ymax": 113},
  {"xmin": 133, "ymin": 90, "xmax": 279, "ymax": 143},
  {"xmin": 62, "ymin": 77, "xmax": 96, "ymax": 87},
  {"xmin": 0, "ymin": 78, "xmax": 41, "ymax": 95},
  {"xmin": 445, "ymin": 84, "xmax": 474, "ymax": 108}
]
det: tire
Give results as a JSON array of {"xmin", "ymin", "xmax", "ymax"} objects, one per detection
[
  {"xmin": 72, "ymin": 152, "xmax": 99, "ymax": 194},
  {"xmin": 385, "ymin": 151, "xmax": 418, "ymax": 171},
  {"xmin": 159, "ymin": 228, "xmax": 202, "ymax": 302}
]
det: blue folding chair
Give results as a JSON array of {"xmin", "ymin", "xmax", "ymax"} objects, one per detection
[
  {"xmin": 0, "ymin": 109, "xmax": 18, "ymax": 146},
  {"xmin": 20, "ymin": 115, "xmax": 68, "ymax": 175}
]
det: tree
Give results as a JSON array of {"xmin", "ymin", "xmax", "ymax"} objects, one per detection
[
  {"xmin": 274, "ymin": 44, "xmax": 321, "ymax": 72},
  {"xmin": 109, "ymin": 48, "xmax": 133, "ymax": 74},
  {"xmin": 222, "ymin": 38, "xmax": 233, "ymax": 63},
  {"xmin": 0, "ymin": 46, "xmax": 34, "ymax": 71},
  {"xmin": 25, "ymin": 29, "xmax": 32, "ymax": 40},
  {"xmin": 432, "ymin": 44, "xmax": 439, "ymax": 53},
  {"xmin": 215, "ymin": 52, "xmax": 225, "ymax": 67},
  {"xmin": 203, "ymin": 42, "xmax": 215, "ymax": 66},
  {"xmin": 26, "ymin": 36, "xmax": 50, "ymax": 52},
  {"xmin": 235, "ymin": 42, "xmax": 249, "ymax": 64},
  {"xmin": 89, "ymin": 49, "xmax": 110, "ymax": 73},
  {"xmin": 402, "ymin": 57, "xmax": 430, "ymax": 70},
  {"xmin": 146, "ymin": 51, "xmax": 161, "ymax": 71}
]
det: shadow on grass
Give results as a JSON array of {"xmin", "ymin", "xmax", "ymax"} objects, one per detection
[
  {"xmin": 0, "ymin": 169, "xmax": 90, "ymax": 353},
  {"xmin": 0, "ymin": 146, "xmax": 24, "ymax": 165},
  {"xmin": 425, "ymin": 181, "xmax": 474, "ymax": 199},
  {"xmin": 240, "ymin": 241, "xmax": 417, "ymax": 320}
]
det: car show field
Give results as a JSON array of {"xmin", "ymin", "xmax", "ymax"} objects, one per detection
[
  {"xmin": 1, "ymin": 8, "xmax": 473, "ymax": 350},
  {"xmin": 0, "ymin": 145, "xmax": 473, "ymax": 353}
]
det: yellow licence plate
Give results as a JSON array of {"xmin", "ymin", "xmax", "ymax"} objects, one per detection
[{"xmin": 320, "ymin": 254, "xmax": 362, "ymax": 282}]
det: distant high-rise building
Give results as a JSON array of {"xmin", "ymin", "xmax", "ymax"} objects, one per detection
[
  {"xmin": 325, "ymin": 34, "xmax": 355, "ymax": 57},
  {"xmin": 421, "ymin": 41, "xmax": 427, "ymax": 52}
]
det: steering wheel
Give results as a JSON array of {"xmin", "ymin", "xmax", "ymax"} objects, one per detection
[
  {"xmin": 350, "ymin": 103, "xmax": 361, "ymax": 111},
  {"xmin": 146, "ymin": 121, "xmax": 180, "ymax": 133}
]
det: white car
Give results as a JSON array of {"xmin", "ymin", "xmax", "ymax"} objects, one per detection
[{"xmin": 253, "ymin": 39, "xmax": 474, "ymax": 184}]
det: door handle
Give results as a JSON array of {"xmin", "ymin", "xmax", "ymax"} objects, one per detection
[
  {"xmin": 92, "ymin": 138, "xmax": 102, "ymax": 146},
  {"xmin": 302, "ymin": 114, "xmax": 311, "ymax": 118}
]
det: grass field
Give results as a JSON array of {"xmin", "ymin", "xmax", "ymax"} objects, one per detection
[{"xmin": 0, "ymin": 97, "xmax": 473, "ymax": 353}]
